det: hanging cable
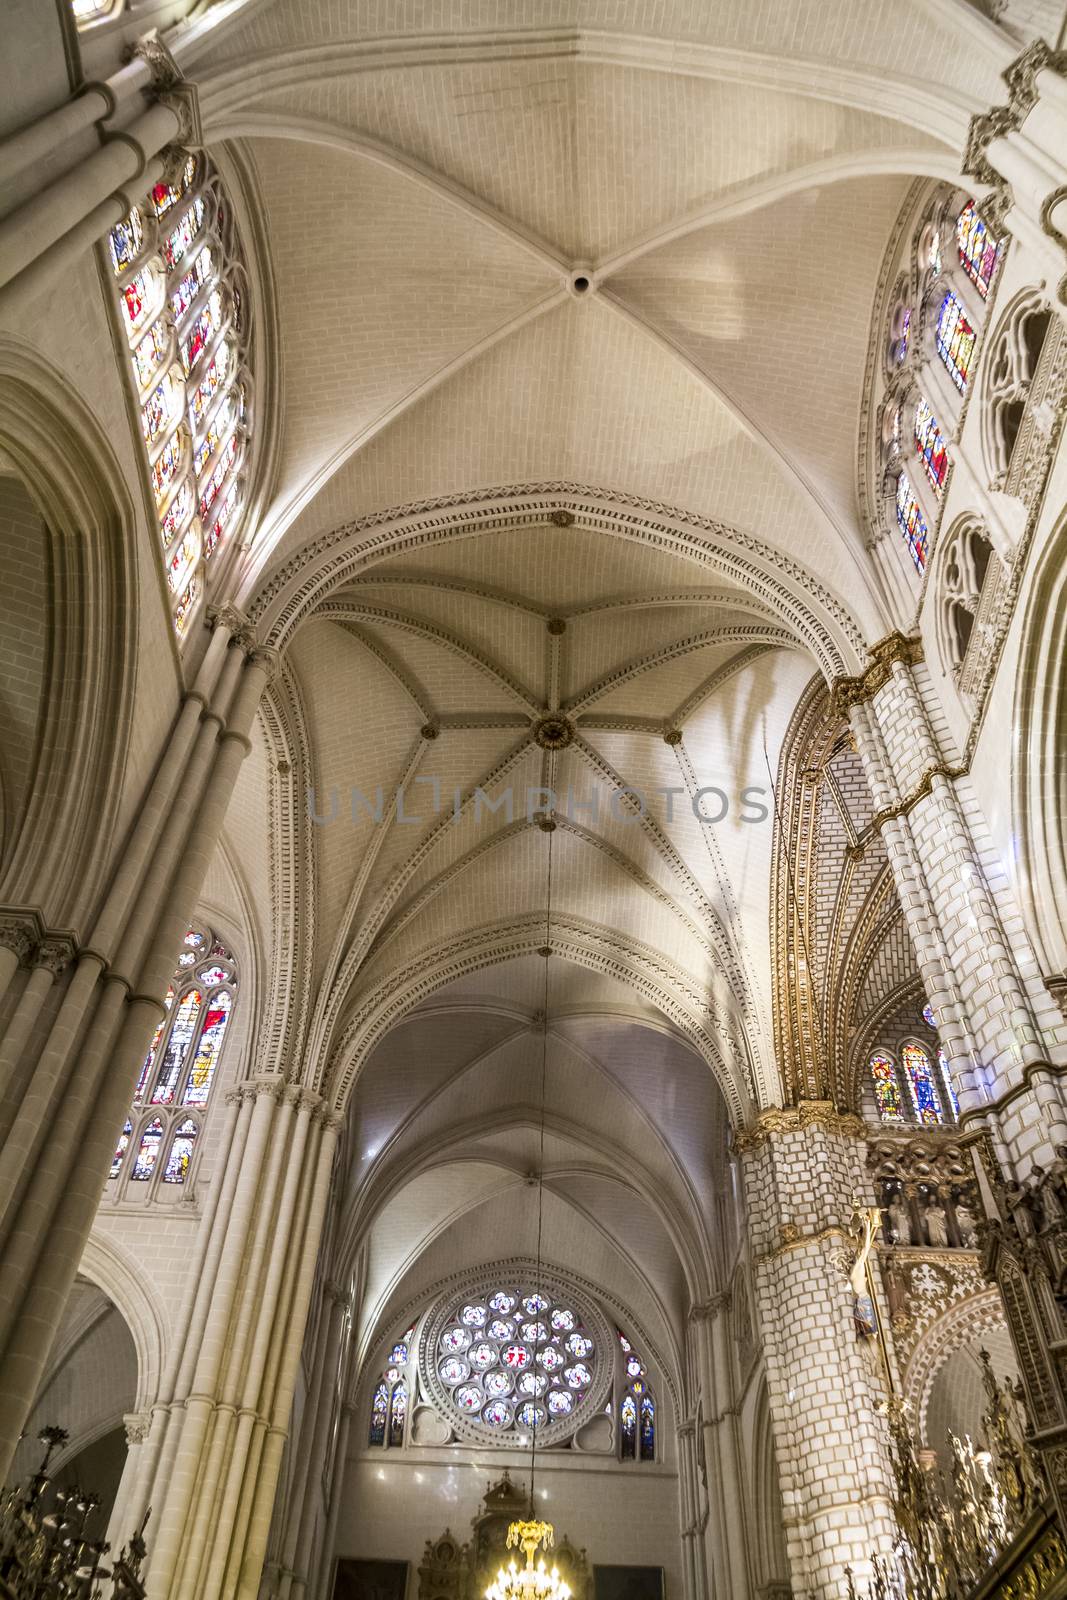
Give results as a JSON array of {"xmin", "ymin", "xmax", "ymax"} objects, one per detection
[{"xmin": 528, "ymin": 823, "xmax": 554, "ymax": 1515}]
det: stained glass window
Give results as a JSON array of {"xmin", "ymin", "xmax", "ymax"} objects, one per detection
[
  {"xmin": 110, "ymin": 1120, "xmax": 132, "ymax": 1180},
  {"xmin": 902, "ymin": 1043, "xmax": 944, "ymax": 1124},
  {"xmin": 892, "ymin": 306, "xmax": 911, "ymax": 367},
  {"xmin": 151, "ymin": 989, "xmax": 203, "ymax": 1104},
  {"xmin": 390, "ymin": 1380, "xmax": 407, "ymax": 1445},
  {"xmin": 105, "ymin": 148, "xmax": 254, "ymax": 635},
  {"xmin": 433, "ymin": 1285, "xmax": 598, "ymax": 1439},
  {"xmin": 914, "ymin": 397, "xmax": 948, "ymax": 497},
  {"xmin": 369, "ymin": 1382, "xmax": 388, "ymax": 1446},
  {"xmin": 936, "ymin": 292, "xmax": 976, "ymax": 392},
  {"xmin": 369, "ymin": 1325, "xmax": 416, "ymax": 1447},
  {"xmin": 895, "ymin": 471, "xmax": 928, "ymax": 572},
  {"xmin": 620, "ymin": 1394, "xmax": 636, "ymax": 1460},
  {"xmin": 115, "ymin": 923, "xmax": 237, "ymax": 1199},
  {"xmin": 131, "ymin": 1118, "xmax": 165, "ymax": 1181},
  {"xmin": 640, "ymin": 1394, "xmax": 655, "ymax": 1459},
  {"xmin": 870, "ymin": 1053, "xmax": 904, "ymax": 1123},
  {"xmin": 956, "ymin": 201, "xmax": 1000, "ymax": 299},
  {"xmin": 182, "ymin": 990, "xmax": 232, "ymax": 1105},
  {"xmin": 617, "ymin": 1328, "xmax": 655, "ymax": 1462},
  {"xmin": 922, "ymin": 1003, "xmax": 936, "ymax": 1028},
  {"xmin": 163, "ymin": 1119, "xmax": 198, "ymax": 1184}
]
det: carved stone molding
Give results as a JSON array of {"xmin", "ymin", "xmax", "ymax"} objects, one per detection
[
  {"xmin": 868, "ymin": 762, "xmax": 968, "ymax": 833},
  {"xmin": 34, "ymin": 935, "xmax": 78, "ymax": 978},
  {"xmin": 0, "ymin": 915, "xmax": 37, "ymax": 964},
  {"xmin": 828, "ymin": 632, "xmax": 923, "ymax": 719},
  {"xmin": 732, "ymin": 1100, "xmax": 866, "ymax": 1153},
  {"xmin": 207, "ymin": 603, "xmax": 257, "ymax": 651},
  {"xmin": 689, "ymin": 1291, "xmax": 731, "ymax": 1323},
  {"xmin": 964, "ymin": 40, "xmax": 1067, "ymax": 188},
  {"xmin": 123, "ymin": 1411, "xmax": 152, "ymax": 1447},
  {"xmin": 158, "ymin": 82, "xmax": 202, "ymax": 150},
  {"xmin": 753, "ymin": 1223, "xmax": 851, "ymax": 1264},
  {"xmin": 125, "ymin": 28, "xmax": 183, "ymax": 90}
]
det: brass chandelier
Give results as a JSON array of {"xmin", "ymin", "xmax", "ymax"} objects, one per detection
[{"xmin": 485, "ymin": 825, "xmax": 573, "ymax": 1600}]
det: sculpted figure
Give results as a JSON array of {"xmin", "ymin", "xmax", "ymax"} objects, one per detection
[
  {"xmin": 1048, "ymin": 1143, "xmax": 1067, "ymax": 1210},
  {"xmin": 1031, "ymin": 1162, "xmax": 1066, "ymax": 1229},
  {"xmin": 1004, "ymin": 1179, "xmax": 1037, "ymax": 1240},
  {"xmin": 887, "ymin": 1195, "xmax": 913, "ymax": 1246},
  {"xmin": 925, "ymin": 1197, "xmax": 949, "ymax": 1249},
  {"xmin": 954, "ymin": 1200, "xmax": 978, "ymax": 1248}
]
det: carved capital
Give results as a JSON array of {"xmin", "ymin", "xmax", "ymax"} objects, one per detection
[
  {"xmin": 868, "ymin": 762, "xmax": 968, "ymax": 833},
  {"xmin": 123, "ymin": 1411, "xmax": 152, "ymax": 1446},
  {"xmin": 689, "ymin": 1291, "xmax": 731, "ymax": 1323},
  {"xmin": 964, "ymin": 41, "xmax": 1067, "ymax": 187},
  {"xmin": 248, "ymin": 645, "xmax": 282, "ymax": 684},
  {"xmin": 732, "ymin": 1100, "xmax": 866, "ymax": 1153},
  {"xmin": 0, "ymin": 915, "xmax": 37, "ymax": 964},
  {"xmin": 828, "ymin": 632, "xmax": 922, "ymax": 719},
  {"xmin": 126, "ymin": 28, "xmax": 183, "ymax": 90},
  {"xmin": 208, "ymin": 603, "xmax": 256, "ymax": 650},
  {"xmin": 157, "ymin": 82, "xmax": 202, "ymax": 149},
  {"xmin": 34, "ymin": 935, "xmax": 78, "ymax": 978}
]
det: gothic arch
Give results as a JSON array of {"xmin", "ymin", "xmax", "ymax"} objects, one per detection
[
  {"xmin": 0, "ymin": 342, "xmax": 139, "ymax": 931},
  {"xmin": 325, "ymin": 914, "xmax": 758, "ymax": 1125},
  {"xmin": 79, "ymin": 1233, "xmax": 167, "ymax": 1414},
  {"xmin": 244, "ymin": 487, "xmax": 868, "ymax": 679},
  {"xmin": 902, "ymin": 1287, "xmax": 1008, "ymax": 1443}
]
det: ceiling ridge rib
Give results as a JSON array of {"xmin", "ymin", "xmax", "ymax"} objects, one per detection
[
  {"xmin": 317, "ymin": 600, "xmax": 541, "ymax": 712},
  {"xmin": 335, "ymin": 620, "xmax": 435, "ymax": 721},
  {"xmin": 595, "ymin": 287, "xmax": 850, "ymax": 543},
  {"xmin": 593, "ymin": 147, "xmax": 963, "ymax": 278},
  {"xmin": 255, "ymin": 288, "xmax": 569, "ymax": 556},
  {"xmin": 200, "ymin": 111, "xmax": 571, "ymax": 273},
  {"xmin": 565, "ymin": 624, "xmax": 794, "ymax": 715}
]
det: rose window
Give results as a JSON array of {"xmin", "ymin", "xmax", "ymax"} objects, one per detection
[{"xmin": 426, "ymin": 1281, "xmax": 606, "ymax": 1441}]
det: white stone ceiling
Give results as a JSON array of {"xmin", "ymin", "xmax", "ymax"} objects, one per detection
[{"xmin": 198, "ymin": 0, "xmax": 1024, "ymax": 1358}]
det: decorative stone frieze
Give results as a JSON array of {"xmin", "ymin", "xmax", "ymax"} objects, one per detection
[
  {"xmin": 828, "ymin": 633, "xmax": 923, "ymax": 720},
  {"xmin": 732, "ymin": 1101, "xmax": 865, "ymax": 1154},
  {"xmin": 963, "ymin": 41, "xmax": 1067, "ymax": 188}
]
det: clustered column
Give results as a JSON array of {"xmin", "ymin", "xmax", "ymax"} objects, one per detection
[
  {"xmin": 115, "ymin": 1082, "xmax": 340, "ymax": 1600},
  {"xmin": 844, "ymin": 646, "xmax": 1067, "ymax": 1169},
  {"xmin": 0, "ymin": 611, "xmax": 276, "ymax": 1485},
  {"xmin": 689, "ymin": 1294, "xmax": 749, "ymax": 1599},
  {"xmin": 736, "ymin": 1107, "xmax": 897, "ymax": 1599}
]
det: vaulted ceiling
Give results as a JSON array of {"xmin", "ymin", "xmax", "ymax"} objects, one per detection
[{"xmin": 195, "ymin": 0, "xmax": 1024, "ymax": 1372}]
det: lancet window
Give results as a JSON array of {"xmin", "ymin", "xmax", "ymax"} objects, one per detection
[
  {"xmin": 369, "ymin": 1326, "xmax": 416, "ymax": 1448},
  {"xmin": 868, "ymin": 1031, "xmax": 959, "ymax": 1127},
  {"xmin": 108, "ymin": 923, "xmax": 237, "ymax": 1200},
  {"xmin": 874, "ymin": 193, "xmax": 1001, "ymax": 579},
  {"xmin": 616, "ymin": 1329, "xmax": 655, "ymax": 1462},
  {"xmin": 106, "ymin": 151, "xmax": 254, "ymax": 636}
]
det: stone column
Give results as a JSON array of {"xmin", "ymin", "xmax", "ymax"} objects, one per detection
[
  {"xmin": 285, "ymin": 1282, "xmax": 353, "ymax": 1600},
  {"xmin": 691, "ymin": 1295, "xmax": 748, "ymax": 1599},
  {"xmin": 838, "ymin": 642, "xmax": 1067, "ymax": 1168},
  {"xmin": 127, "ymin": 1088, "xmax": 340, "ymax": 1600},
  {"xmin": 676, "ymin": 1418, "xmax": 708, "ymax": 1600},
  {"xmin": 736, "ymin": 1105, "xmax": 896, "ymax": 1599},
  {"xmin": 313, "ymin": 1400, "xmax": 355, "ymax": 1600},
  {"xmin": 0, "ymin": 614, "xmax": 275, "ymax": 1484}
]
